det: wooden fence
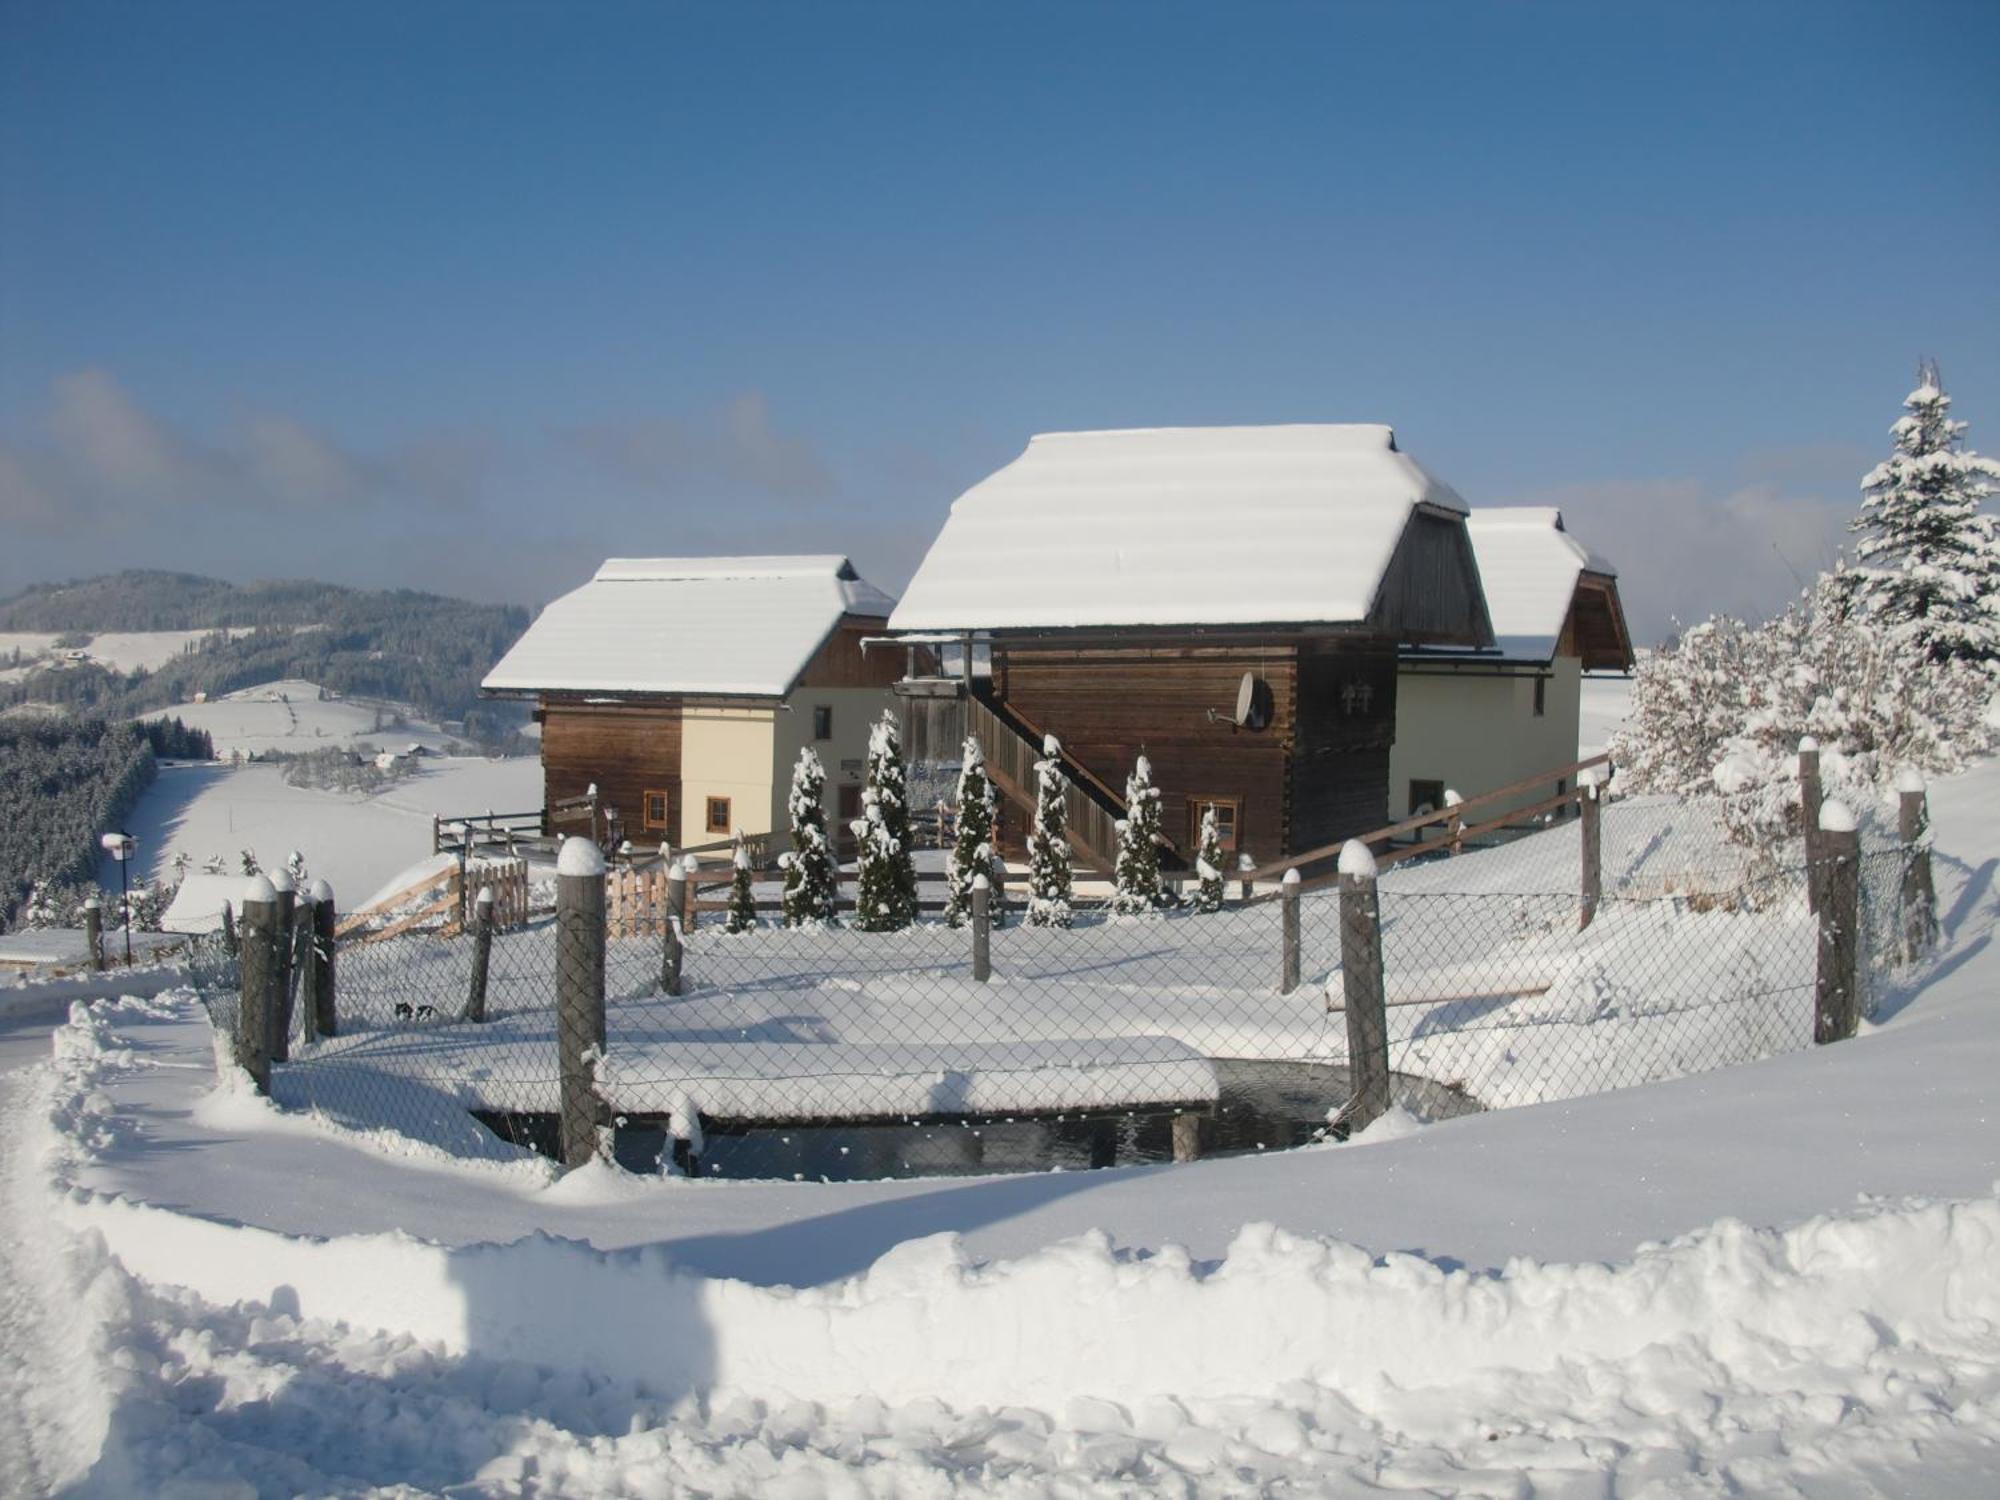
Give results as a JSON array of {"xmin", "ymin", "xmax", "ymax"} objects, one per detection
[{"xmin": 335, "ymin": 856, "xmax": 533, "ymax": 945}]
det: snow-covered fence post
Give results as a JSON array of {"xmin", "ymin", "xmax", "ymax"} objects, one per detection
[
  {"xmin": 1172, "ymin": 1111, "xmax": 1204, "ymax": 1163},
  {"xmin": 269, "ymin": 867, "xmax": 297, "ymax": 1059},
  {"xmin": 971, "ymin": 873, "xmax": 991, "ymax": 982},
  {"xmin": 555, "ymin": 838, "xmax": 609, "ymax": 1170},
  {"xmin": 83, "ymin": 896, "xmax": 104, "ymax": 972},
  {"xmin": 1896, "ymin": 768, "xmax": 1937, "ymax": 964},
  {"xmin": 237, "ymin": 875, "xmax": 279, "ymax": 1094},
  {"xmin": 466, "ymin": 886, "xmax": 494, "ymax": 1023},
  {"xmin": 1814, "ymin": 802, "xmax": 1861, "ymax": 1045},
  {"xmin": 1279, "ymin": 868, "xmax": 1302, "ymax": 994},
  {"xmin": 679, "ymin": 854, "xmax": 699, "ymax": 932},
  {"xmin": 281, "ymin": 894, "xmax": 314, "ymax": 1061},
  {"xmin": 220, "ymin": 900, "xmax": 238, "ymax": 957},
  {"xmin": 1579, "ymin": 766, "xmax": 1604, "ymax": 931},
  {"xmin": 1336, "ymin": 841, "xmax": 1391, "ymax": 1133},
  {"xmin": 1799, "ymin": 737, "xmax": 1823, "ymax": 913},
  {"xmin": 1444, "ymin": 790, "xmax": 1465, "ymax": 857},
  {"xmin": 308, "ymin": 879, "xmax": 337, "ymax": 1040},
  {"xmin": 661, "ymin": 859, "xmax": 686, "ymax": 996}
]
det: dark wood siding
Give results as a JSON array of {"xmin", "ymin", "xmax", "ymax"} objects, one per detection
[
  {"xmin": 796, "ymin": 617, "xmax": 902, "ymax": 690},
  {"xmin": 1368, "ymin": 510, "xmax": 1494, "ymax": 647},
  {"xmin": 539, "ymin": 701, "xmax": 682, "ymax": 840},
  {"xmin": 991, "ymin": 642, "xmax": 1299, "ymax": 868},
  {"xmin": 1290, "ymin": 638, "xmax": 1399, "ymax": 851}
]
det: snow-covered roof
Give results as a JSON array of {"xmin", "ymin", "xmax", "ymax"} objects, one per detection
[
  {"xmin": 889, "ymin": 424, "xmax": 1471, "ymax": 633},
  {"xmin": 1406, "ymin": 508, "xmax": 1626, "ymax": 666},
  {"xmin": 481, "ymin": 556, "xmax": 896, "ymax": 699}
]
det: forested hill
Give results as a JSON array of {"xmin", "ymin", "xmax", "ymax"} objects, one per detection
[{"xmin": 0, "ymin": 571, "xmax": 530, "ymax": 737}]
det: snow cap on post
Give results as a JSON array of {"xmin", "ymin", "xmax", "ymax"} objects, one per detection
[
  {"xmin": 972, "ymin": 872, "xmax": 990, "ymax": 891},
  {"xmin": 1337, "ymin": 839, "xmax": 1378, "ymax": 880},
  {"xmin": 1042, "ymin": 733, "xmax": 1061, "ymax": 756},
  {"xmin": 83, "ymin": 895, "xmax": 100, "ymax": 910},
  {"xmin": 556, "ymin": 836, "xmax": 607, "ymax": 878},
  {"xmin": 1281, "ymin": 867, "xmax": 1301, "ymax": 887},
  {"xmin": 476, "ymin": 885, "xmax": 494, "ymax": 907},
  {"xmin": 269, "ymin": 867, "xmax": 296, "ymax": 894},
  {"xmin": 668, "ymin": 857, "xmax": 685, "ymax": 880},
  {"xmin": 308, "ymin": 878, "xmax": 334, "ymax": 904},
  {"xmin": 1819, "ymin": 799, "xmax": 1858, "ymax": 834},
  {"xmin": 1893, "ymin": 766, "xmax": 1926, "ymax": 795},
  {"xmin": 1443, "ymin": 788, "xmax": 1464, "ymax": 807},
  {"xmin": 242, "ymin": 873, "xmax": 277, "ymax": 905},
  {"xmin": 1798, "ymin": 735, "xmax": 1819, "ymax": 754}
]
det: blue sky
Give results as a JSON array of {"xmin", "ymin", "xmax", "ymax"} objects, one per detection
[{"xmin": 2, "ymin": 1, "xmax": 1996, "ymax": 642}]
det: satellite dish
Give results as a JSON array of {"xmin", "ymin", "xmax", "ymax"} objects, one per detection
[{"xmin": 1233, "ymin": 672, "xmax": 1272, "ymax": 731}]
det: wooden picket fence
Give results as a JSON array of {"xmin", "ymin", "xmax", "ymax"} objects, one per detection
[{"xmin": 335, "ymin": 856, "xmax": 533, "ymax": 945}]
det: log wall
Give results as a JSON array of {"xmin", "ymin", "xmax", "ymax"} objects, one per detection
[{"xmin": 539, "ymin": 703, "xmax": 683, "ymax": 841}]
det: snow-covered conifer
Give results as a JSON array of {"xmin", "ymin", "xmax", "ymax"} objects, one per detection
[
  {"xmin": 863, "ymin": 710, "xmax": 919, "ymax": 921},
  {"xmin": 1846, "ymin": 362, "xmax": 2000, "ymax": 667},
  {"xmin": 1192, "ymin": 805, "xmax": 1227, "ymax": 914},
  {"xmin": 1026, "ymin": 736, "xmax": 1073, "ymax": 928},
  {"xmin": 1111, "ymin": 755, "xmax": 1165, "ymax": 915},
  {"xmin": 852, "ymin": 791, "xmax": 915, "ymax": 931},
  {"xmin": 781, "ymin": 747, "xmax": 838, "ymax": 926},
  {"xmin": 725, "ymin": 836, "xmax": 757, "ymax": 934},
  {"xmin": 945, "ymin": 736, "xmax": 998, "ymax": 927},
  {"xmin": 239, "ymin": 849, "xmax": 261, "ymax": 876},
  {"xmin": 285, "ymin": 849, "xmax": 309, "ymax": 888}
]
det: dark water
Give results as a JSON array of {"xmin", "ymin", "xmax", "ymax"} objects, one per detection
[{"xmin": 478, "ymin": 1060, "xmax": 1481, "ymax": 1182}]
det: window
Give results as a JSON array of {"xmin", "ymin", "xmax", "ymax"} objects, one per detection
[
  {"xmin": 837, "ymin": 783, "xmax": 863, "ymax": 821},
  {"xmin": 812, "ymin": 704, "xmax": 833, "ymax": 741},
  {"xmin": 1409, "ymin": 779, "xmax": 1445, "ymax": 817},
  {"xmin": 1533, "ymin": 675, "xmax": 1547, "ymax": 717},
  {"xmin": 1190, "ymin": 797, "xmax": 1241, "ymax": 853},
  {"xmin": 642, "ymin": 789, "xmax": 670, "ymax": 831},
  {"xmin": 705, "ymin": 796, "xmax": 731, "ymax": 835}
]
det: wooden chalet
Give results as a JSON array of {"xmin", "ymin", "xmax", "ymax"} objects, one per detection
[
  {"xmin": 480, "ymin": 557, "xmax": 902, "ymax": 851},
  {"xmin": 887, "ymin": 424, "xmax": 1495, "ymax": 871}
]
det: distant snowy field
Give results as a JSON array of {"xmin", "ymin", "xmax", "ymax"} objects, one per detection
[
  {"xmin": 0, "ymin": 627, "xmax": 255, "ymax": 682},
  {"xmin": 104, "ymin": 755, "xmax": 539, "ymax": 909},
  {"xmin": 152, "ymin": 678, "xmax": 469, "ymax": 758}
]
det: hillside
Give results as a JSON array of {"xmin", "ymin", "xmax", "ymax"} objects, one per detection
[{"xmin": 0, "ymin": 571, "xmax": 530, "ymax": 745}]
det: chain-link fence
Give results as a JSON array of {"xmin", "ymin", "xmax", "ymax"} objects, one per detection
[{"xmin": 182, "ymin": 790, "xmax": 1934, "ymax": 1178}]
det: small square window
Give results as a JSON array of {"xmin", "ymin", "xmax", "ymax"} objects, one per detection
[
  {"xmin": 1191, "ymin": 797, "xmax": 1241, "ymax": 853},
  {"xmin": 706, "ymin": 796, "xmax": 731, "ymax": 835},
  {"xmin": 1409, "ymin": 779, "xmax": 1445, "ymax": 817},
  {"xmin": 812, "ymin": 705, "xmax": 833, "ymax": 741},
  {"xmin": 642, "ymin": 790, "xmax": 670, "ymax": 831}
]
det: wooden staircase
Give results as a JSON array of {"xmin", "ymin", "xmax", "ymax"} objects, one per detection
[{"xmin": 965, "ymin": 689, "xmax": 1132, "ymax": 875}]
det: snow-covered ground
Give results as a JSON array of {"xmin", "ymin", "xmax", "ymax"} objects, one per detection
[
  {"xmin": 0, "ymin": 627, "xmax": 256, "ymax": 682},
  {"xmin": 151, "ymin": 677, "xmax": 470, "ymax": 758},
  {"xmin": 1, "ymin": 755, "xmax": 1995, "ymax": 1494},
  {"xmin": 102, "ymin": 755, "xmax": 540, "ymax": 909}
]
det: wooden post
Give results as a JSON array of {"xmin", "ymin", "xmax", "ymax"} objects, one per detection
[
  {"xmin": 1799, "ymin": 737, "xmax": 1823, "ymax": 913},
  {"xmin": 1896, "ymin": 768, "xmax": 1937, "ymax": 964},
  {"xmin": 269, "ymin": 869, "xmax": 296, "ymax": 1063},
  {"xmin": 308, "ymin": 879, "xmax": 337, "ymax": 1040},
  {"xmin": 1279, "ymin": 868, "xmax": 1301, "ymax": 994},
  {"xmin": 83, "ymin": 896, "xmax": 104, "ymax": 972},
  {"xmin": 988, "ymin": 851, "xmax": 1007, "ymax": 927},
  {"xmin": 237, "ymin": 877, "xmax": 279, "ymax": 1094},
  {"xmin": 680, "ymin": 855, "xmax": 698, "ymax": 932},
  {"xmin": 220, "ymin": 900, "xmax": 238, "ymax": 957},
  {"xmin": 1579, "ymin": 768, "xmax": 1603, "ymax": 931},
  {"xmin": 1814, "ymin": 804, "xmax": 1862, "ymax": 1045},
  {"xmin": 1337, "ymin": 842, "xmax": 1391, "ymax": 1133},
  {"xmin": 971, "ymin": 873, "xmax": 991, "ymax": 982},
  {"xmin": 1444, "ymin": 791, "xmax": 1464, "ymax": 857},
  {"xmin": 280, "ymin": 896, "xmax": 314, "ymax": 1060},
  {"xmin": 662, "ymin": 859, "xmax": 687, "ymax": 996},
  {"xmin": 555, "ymin": 838, "xmax": 608, "ymax": 1170},
  {"xmin": 1171, "ymin": 1111, "xmax": 1203, "ymax": 1163},
  {"xmin": 466, "ymin": 886, "xmax": 494, "ymax": 1022}
]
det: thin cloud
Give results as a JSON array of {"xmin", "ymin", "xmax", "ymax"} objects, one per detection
[{"xmin": 565, "ymin": 391, "xmax": 837, "ymax": 502}]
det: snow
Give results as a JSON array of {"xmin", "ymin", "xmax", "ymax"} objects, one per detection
[
  {"xmin": 890, "ymin": 424, "xmax": 1473, "ymax": 632},
  {"xmin": 1895, "ymin": 764, "xmax": 1927, "ymax": 794},
  {"xmin": 1336, "ymin": 839, "xmax": 1376, "ymax": 879},
  {"xmin": 1457, "ymin": 507, "xmax": 1616, "ymax": 662},
  {"xmin": 557, "ymin": 835, "xmax": 607, "ymax": 877},
  {"xmin": 152, "ymin": 677, "xmax": 466, "ymax": 757},
  {"xmin": 1819, "ymin": 798, "xmax": 1858, "ymax": 833},
  {"xmin": 481, "ymin": 555, "xmax": 895, "ymax": 698},
  {"xmin": 0, "ymin": 627, "xmax": 255, "ymax": 678},
  {"xmin": 158, "ymin": 872, "xmax": 245, "ymax": 932},
  {"xmin": 241, "ymin": 872, "xmax": 277, "ymax": 904},
  {"xmin": 3, "ymin": 756, "xmax": 1998, "ymax": 1491}
]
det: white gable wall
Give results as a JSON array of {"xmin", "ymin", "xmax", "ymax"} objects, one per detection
[{"xmin": 1388, "ymin": 657, "xmax": 1582, "ymax": 822}]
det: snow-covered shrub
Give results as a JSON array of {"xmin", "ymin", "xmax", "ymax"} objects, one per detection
[
  {"xmin": 1112, "ymin": 755, "xmax": 1166, "ymax": 915},
  {"xmin": 725, "ymin": 837, "xmax": 757, "ymax": 934},
  {"xmin": 851, "ymin": 792, "xmax": 914, "ymax": 932},
  {"xmin": 863, "ymin": 711, "xmax": 918, "ymax": 924},
  {"xmin": 1026, "ymin": 736, "xmax": 1073, "ymax": 928},
  {"xmin": 1192, "ymin": 805, "xmax": 1227, "ymax": 914},
  {"xmin": 781, "ymin": 747, "xmax": 838, "ymax": 927},
  {"xmin": 945, "ymin": 736, "xmax": 998, "ymax": 928},
  {"xmin": 239, "ymin": 849, "xmax": 261, "ymax": 876},
  {"xmin": 1842, "ymin": 363, "xmax": 2000, "ymax": 669}
]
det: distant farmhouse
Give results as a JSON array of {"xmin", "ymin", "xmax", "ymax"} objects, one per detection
[
  {"xmin": 1392, "ymin": 508, "xmax": 1632, "ymax": 821},
  {"xmin": 481, "ymin": 557, "xmax": 900, "ymax": 849}
]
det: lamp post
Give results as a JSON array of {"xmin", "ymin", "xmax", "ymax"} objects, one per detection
[{"xmin": 99, "ymin": 830, "xmax": 136, "ymax": 965}]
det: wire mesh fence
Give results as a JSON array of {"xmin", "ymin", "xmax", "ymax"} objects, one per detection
[{"xmin": 181, "ymin": 791, "xmax": 1934, "ymax": 1178}]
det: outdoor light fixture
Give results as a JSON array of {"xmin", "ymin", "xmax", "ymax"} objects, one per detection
[{"xmin": 100, "ymin": 830, "xmax": 137, "ymax": 965}]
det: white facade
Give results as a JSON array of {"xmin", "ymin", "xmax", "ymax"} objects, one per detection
[{"xmin": 1390, "ymin": 657, "xmax": 1583, "ymax": 819}]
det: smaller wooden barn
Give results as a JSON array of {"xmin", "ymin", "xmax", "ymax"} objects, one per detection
[
  {"xmin": 480, "ymin": 557, "xmax": 902, "ymax": 850},
  {"xmin": 1390, "ymin": 508, "xmax": 1633, "ymax": 819}
]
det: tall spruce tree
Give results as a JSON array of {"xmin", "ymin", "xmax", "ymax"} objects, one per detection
[
  {"xmin": 945, "ymin": 736, "xmax": 998, "ymax": 927},
  {"xmin": 863, "ymin": 710, "xmax": 919, "ymax": 921},
  {"xmin": 1847, "ymin": 361, "xmax": 2000, "ymax": 667},
  {"xmin": 781, "ymin": 747, "xmax": 838, "ymax": 926},
  {"xmin": 1192, "ymin": 804, "xmax": 1227, "ymax": 914},
  {"xmin": 1111, "ymin": 755, "xmax": 1165, "ymax": 915},
  {"xmin": 1026, "ymin": 736, "xmax": 1074, "ymax": 928}
]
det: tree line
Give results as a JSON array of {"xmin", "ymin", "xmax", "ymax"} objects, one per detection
[{"xmin": 0, "ymin": 717, "xmax": 157, "ymax": 930}]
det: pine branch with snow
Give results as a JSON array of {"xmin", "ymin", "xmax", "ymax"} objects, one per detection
[
  {"xmin": 863, "ymin": 710, "xmax": 919, "ymax": 924},
  {"xmin": 782, "ymin": 747, "xmax": 838, "ymax": 927},
  {"xmin": 1111, "ymin": 755, "xmax": 1166, "ymax": 915},
  {"xmin": 1844, "ymin": 362, "xmax": 2000, "ymax": 669},
  {"xmin": 1192, "ymin": 805, "xmax": 1226, "ymax": 914},
  {"xmin": 1026, "ymin": 738, "xmax": 1073, "ymax": 928},
  {"xmin": 945, "ymin": 736, "xmax": 998, "ymax": 928},
  {"xmin": 725, "ymin": 836, "xmax": 758, "ymax": 934},
  {"xmin": 851, "ymin": 792, "xmax": 914, "ymax": 932}
]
